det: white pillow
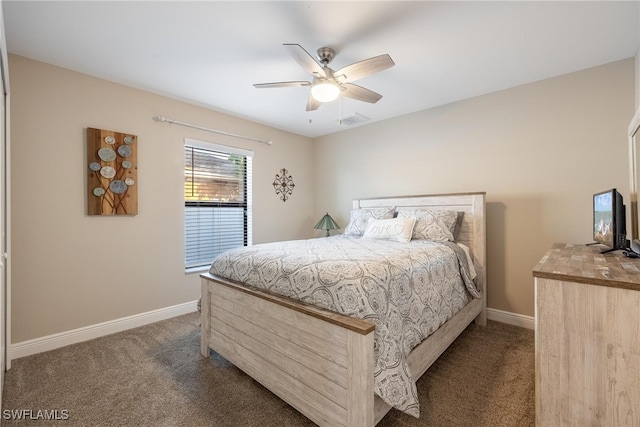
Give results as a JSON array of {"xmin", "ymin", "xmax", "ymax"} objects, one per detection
[
  {"xmin": 362, "ymin": 217, "xmax": 416, "ymax": 243},
  {"xmin": 396, "ymin": 209, "xmax": 457, "ymax": 241},
  {"xmin": 343, "ymin": 207, "xmax": 395, "ymax": 237}
]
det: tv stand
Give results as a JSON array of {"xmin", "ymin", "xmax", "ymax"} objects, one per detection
[
  {"xmin": 599, "ymin": 246, "xmax": 623, "ymax": 254},
  {"xmin": 584, "ymin": 243, "xmax": 623, "ymax": 254}
]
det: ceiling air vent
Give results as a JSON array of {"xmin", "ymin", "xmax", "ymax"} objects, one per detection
[{"xmin": 338, "ymin": 113, "xmax": 371, "ymax": 126}]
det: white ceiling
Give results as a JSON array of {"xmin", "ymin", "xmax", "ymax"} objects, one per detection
[{"xmin": 3, "ymin": 1, "xmax": 639, "ymax": 138}]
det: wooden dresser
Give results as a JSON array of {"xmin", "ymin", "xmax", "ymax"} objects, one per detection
[{"xmin": 532, "ymin": 243, "xmax": 640, "ymax": 426}]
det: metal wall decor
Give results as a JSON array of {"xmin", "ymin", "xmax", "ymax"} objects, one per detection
[
  {"xmin": 87, "ymin": 127, "xmax": 138, "ymax": 215},
  {"xmin": 273, "ymin": 168, "xmax": 295, "ymax": 202}
]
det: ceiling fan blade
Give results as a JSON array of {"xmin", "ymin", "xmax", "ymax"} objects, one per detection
[
  {"xmin": 341, "ymin": 83, "xmax": 383, "ymax": 103},
  {"xmin": 284, "ymin": 43, "xmax": 326, "ymax": 78},
  {"xmin": 253, "ymin": 81, "xmax": 310, "ymax": 89},
  {"xmin": 334, "ymin": 54, "xmax": 395, "ymax": 83},
  {"xmin": 306, "ymin": 94, "xmax": 322, "ymax": 111}
]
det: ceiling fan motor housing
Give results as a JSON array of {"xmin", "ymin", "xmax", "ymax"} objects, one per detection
[{"xmin": 316, "ymin": 47, "xmax": 336, "ymax": 65}]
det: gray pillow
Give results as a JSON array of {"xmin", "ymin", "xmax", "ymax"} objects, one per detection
[
  {"xmin": 396, "ymin": 209, "xmax": 458, "ymax": 241},
  {"xmin": 343, "ymin": 207, "xmax": 395, "ymax": 237},
  {"xmin": 453, "ymin": 211, "xmax": 465, "ymax": 241}
]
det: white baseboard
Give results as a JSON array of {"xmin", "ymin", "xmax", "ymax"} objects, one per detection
[
  {"xmin": 487, "ymin": 307, "xmax": 534, "ymax": 330},
  {"xmin": 10, "ymin": 300, "xmax": 199, "ymax": 361},
  {"xmin": 9, "ymin": 302, "xmax": 531, "ymax": 361}
]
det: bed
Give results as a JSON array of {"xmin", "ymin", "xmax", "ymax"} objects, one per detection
[{"xmin": 200, "ymin": 192, "xmax": 487, "ymax": 426}]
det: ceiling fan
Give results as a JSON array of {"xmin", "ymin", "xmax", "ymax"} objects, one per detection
[{"xmin": 253, "ymin": 43, "xmax": 395, "ymax": 111}]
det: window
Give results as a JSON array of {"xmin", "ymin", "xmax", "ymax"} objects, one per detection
[{"xmin": 184, "ymin": 139, "xmax": 252, "ymax": 270}]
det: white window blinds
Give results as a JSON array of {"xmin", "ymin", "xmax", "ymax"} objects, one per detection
[{"xmin": 184, "ymin": 139, "xmax": 253, "ymax": 269}]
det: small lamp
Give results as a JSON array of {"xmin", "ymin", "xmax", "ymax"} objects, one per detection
[{"xmin": 314, "ymin": 213, "xmax": 340, "ymax": 237}]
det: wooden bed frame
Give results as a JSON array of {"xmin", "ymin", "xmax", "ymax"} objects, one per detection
[{"xmin": 200, "ymin": 192, "xmax": 487, "ymax": 426}]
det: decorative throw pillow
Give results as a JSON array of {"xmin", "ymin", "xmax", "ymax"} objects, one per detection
[
  {"xmin": 362, "ymin": 217, "xmax": 416, "ymax": 243},
  {"xmin": 343, "ymin": 207, "xmax": 395, "ymax": 237},
  {"xmin": 396, "ymin": 209, "xmax": 458, "ymax": 241},
  {"xmin": 453, "ymin": 211, "xmax": 465, "ymax": 241}
]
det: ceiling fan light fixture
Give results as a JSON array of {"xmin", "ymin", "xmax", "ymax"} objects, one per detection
[
  {"xmin": 254, "ymin": 44, "xmax": 394, "ymax": 110},
  {"xmin": 311, "ymin": 80, "xmax": 340, "ymax": 102}
]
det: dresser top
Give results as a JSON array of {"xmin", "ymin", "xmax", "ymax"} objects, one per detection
[{"xmin": 532, "ymin": 243, "xmax": 640, "ymax": 291}]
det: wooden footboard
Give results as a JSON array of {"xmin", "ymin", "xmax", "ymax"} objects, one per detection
[{"xmin": 201, "ymin": 273, "xmax": 376, "ymax": 426}]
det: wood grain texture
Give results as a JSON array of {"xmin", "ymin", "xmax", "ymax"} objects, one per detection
[
  {"xmin": 200, "ymin": 272, "xmax": 374, "ymax": 335},
  {"xmin": 201, "ymin": 192, "xmax": 487, "ymax": 426},
  {"xmin": 86, "ymin": 127, "xmax": 138, "ymax": 215},
  {"xmin": 535, "ymin": 245, "xmax": 640, "ymax": 426},
  {"xmin": 532, "ymin": 243, "xmax": 640, "ymax": 291},
  {"xmin": 200, "ymin": 279, "xmax": 211, "ymax": 358},
  {"xmin": 205, "ymin": 278, "xmax": 366, "ymax": 426},
  {"xmin": 347, "ymin": 330, "xmax": 374, "ymax": 426}
]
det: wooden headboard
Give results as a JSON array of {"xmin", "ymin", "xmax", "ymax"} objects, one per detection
[{"xmin": 353, "ymin": 192, "xmax": 487, "ymax": 308}]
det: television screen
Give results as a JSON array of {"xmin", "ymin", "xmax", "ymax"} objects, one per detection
[
  {"xmin": 594, "ymin": 190, "xmax": 614, "ymax": 247},
  {"xmin": 593, "ymin": 188, "xmax": 626, "ymax": 252}
]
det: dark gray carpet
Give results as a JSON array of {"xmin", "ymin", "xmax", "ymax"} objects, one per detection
[{"xmin": 2, "ymin": 313, "xmax": 534, "ymax": 426}]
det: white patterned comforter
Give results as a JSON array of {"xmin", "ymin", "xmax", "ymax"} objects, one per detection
[{"xmin": 209, "ymin": 235, "xmax": 480, "ymax": 417}]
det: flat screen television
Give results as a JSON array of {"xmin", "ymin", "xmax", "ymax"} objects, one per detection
[{"xmin": 593, "ymin": 188, "xmax": 627, "ymax": 253}]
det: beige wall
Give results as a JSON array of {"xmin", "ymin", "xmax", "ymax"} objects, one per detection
[
  {"xmin": 314, "ymin": 59, "xmax": 635, "ymax": 317},
  {"xmin": 9, "ymin": 54, "xmax": 315, "ymax": 343}
]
